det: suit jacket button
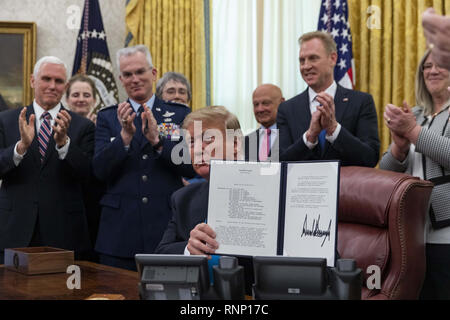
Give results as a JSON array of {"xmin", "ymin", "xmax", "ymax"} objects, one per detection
[
  {"xmin": 142, "ymin": 197, "xmax": 148, "ymax": 204},
  {"xmin": 142, "ymin": 175, "xmax": 148, "ymax": 182},
  {"xmin": 142, "ymin": 154, "xmax": 148, "ymax": 160}
]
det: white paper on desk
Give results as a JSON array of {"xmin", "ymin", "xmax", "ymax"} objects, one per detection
[
  {"xmin": 208, "ymin": 161, "xmax": 281, "ymax": 256},
  {"xmin": 283, "ymin": 162, "xmax": 339, "ymax": 267}
]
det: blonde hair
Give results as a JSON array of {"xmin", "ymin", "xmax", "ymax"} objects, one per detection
[
  {"xmin": 415, "ymin": 50, "xmax": 434, "ymax": 116},
  {"xmin": 182, "ymin": 105, "xmax": 241, "ymax": 130},
  {"xmin": 298, "ymin": 31, "xmax": 337, "ymax": 55}
]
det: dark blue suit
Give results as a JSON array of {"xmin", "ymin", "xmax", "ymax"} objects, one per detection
[
  {"xmin": 0, "ymin": 105, "xmax": 94, "ymax": 261},
  {"xmin": 156, "ymin": 181, "xmax": 210, "ymax": 254},
  {"xmin": 277, "ymin": 85, "xmax": 380, "ymax": 167},
  {"xmin": 155, "ymin": 181, "xmax": 254, "ymax": 293},
  {"xmin": 93, "ymin": 97, "xmax": 195, "ymax": 261}
]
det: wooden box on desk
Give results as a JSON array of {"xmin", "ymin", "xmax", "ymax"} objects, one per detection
[{"xmin": 4, "ymin": 247, "xmax": 74, "ymax": 275}]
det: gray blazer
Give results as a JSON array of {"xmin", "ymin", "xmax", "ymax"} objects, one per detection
[{"xmin": 379, "ymin": 105, "xmax": 450, "ymax": 228}]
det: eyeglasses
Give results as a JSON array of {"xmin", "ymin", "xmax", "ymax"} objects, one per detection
[
  {"xmin": 422, "ymin": 62, "xmax": 444, "ymax": 72},
  {"xmin": 164, "ymin": 88, "xmax": 188, "ymax": 95},
  {"xmin": 121, "ymin": 67, "xmax": 151, "ymax": 80}
]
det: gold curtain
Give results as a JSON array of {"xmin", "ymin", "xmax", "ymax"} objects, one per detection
[
  {"xmin": 125, "ymin": 0, "xmax": 209, "ymax": 111},
  {"xmin": 348, "ymin": 0, "xmax": 450, "ymax": 157}
]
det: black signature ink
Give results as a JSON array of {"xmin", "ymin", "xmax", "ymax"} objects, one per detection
[{"xmin": 301, "ymin": 214, "xmax": 332, "ymax": 247}]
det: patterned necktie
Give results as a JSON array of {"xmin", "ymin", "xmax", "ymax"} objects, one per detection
[
  {"xmin": 38, "ymin": 112, "xmax": 52, "ymax": 162},
  {"xmin": 259, "ymin": 128, "xmax": 271, "ymax": 161}
]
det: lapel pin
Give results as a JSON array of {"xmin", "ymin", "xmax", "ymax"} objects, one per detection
[
  {"xmin": 156, "ymin": 108, "xmax": 161, "ymax": 112},
  {"xmin": 343, "ymin": 98, "xmax": 349, "ymax": 102}
]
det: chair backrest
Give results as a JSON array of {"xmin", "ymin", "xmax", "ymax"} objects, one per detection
[{"xmin": 338, "ymin": 166, "xmax": 433, "ymax": 300}]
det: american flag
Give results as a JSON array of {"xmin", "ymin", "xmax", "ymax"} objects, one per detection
[
  {"xmin": 72, "ymin": 0, "xmax": 119, "ymax": 113},
  {"xmin": 318, "ymin": 0, "xmax": 355, "ymax": 89}
]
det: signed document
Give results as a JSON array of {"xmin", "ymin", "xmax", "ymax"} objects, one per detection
[
  {"xmin": 207, "ymin": 161, "xmax": 281, "ymax": 256},
  {"xmin": 207, "ymin": 161, "xmax": 339, "ymax": 266},
  {"xmin": 207, "ymin": 161, "xmax": 339, "ymax": 267},
  {"xmin": 282, "ymin": 162, "xmax": 339, "ymax": 267}
]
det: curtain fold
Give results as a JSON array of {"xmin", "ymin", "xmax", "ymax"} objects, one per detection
[
  {"xmin": 212, "ymin": 0, "xmax": 321, "ymax": 134},
  {"xmin": 125, "ymin": 0, "xmax": 209, "ymax": 111},
  {"xmin": 348, "ymin": 0, "xmax": 450, "ymax": 157}
]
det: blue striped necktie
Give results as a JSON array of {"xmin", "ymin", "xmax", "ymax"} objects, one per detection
[{"xmin": 38, "ymin": 112, "xmax": 52, "ymax": 162}]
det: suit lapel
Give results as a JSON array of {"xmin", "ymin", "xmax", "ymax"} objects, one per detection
[
  {"xmin": 124, "ymin": 99, "xmax": 145, "ymax": 148},
  {"xmin": 152, "ymin": 97, "xmax": 165, "ymax": 124},
  {"xmin": 198, "ymin": 182, "xmax": 209, "ymax": 222},
  {"xmin": 42, "ymin": 134, "xmax": 56, "ymax": 167},
  {"xmin": 25, "ymin": 105, "xmax": 41, "ymax": 166},
  {"xmin": 322, "ymin": 85, "xmax": 349, "ymax": 156},
  {"xmin": 41, "ymin": 106, "xmax": 61, "ymax": 168},
  {"xmin": 268, "ymin": 131, "xmax": 279, "ymax": 159},
  {"xmin": 253, "ymin": 130, "xmax": 260, "ymax": 161},
  {"xmin": 295, "ymin": 90, "xmax": 312, "ymax": 140},
  {"xmin": 41, "ymin": 105, "xmax": 74, "ymax": 168},
  {"xmin": 334, "ymin": 85, "xmax": 349, "ymax": 123},
  {"xmin": 244, "ymin": 131, "xmax": 258, "ymax": 162},
  {"xmin": 133, "ymin": 97, "xmax": 165, "ymax": 150}
]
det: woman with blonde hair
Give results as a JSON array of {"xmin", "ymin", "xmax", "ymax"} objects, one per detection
[{"xmin": 380, "ymin": 49, "xmax": 450, "ymax": 299}]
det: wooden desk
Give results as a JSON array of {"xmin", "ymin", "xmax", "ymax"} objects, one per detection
[{"xmin": 0, "ymin": 261, "xmax": 140, "ymax": 300}]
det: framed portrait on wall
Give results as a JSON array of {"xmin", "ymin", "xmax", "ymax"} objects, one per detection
[{"xmin": 0, "ymin": 22, "xmax": 36, "ymax": 111}]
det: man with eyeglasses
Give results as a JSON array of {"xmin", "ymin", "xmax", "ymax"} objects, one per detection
[
  {"xmin": 156, "ymin": 71, "xmax": 192, "ymax": 106},
  {"xmin": 93, "ymin": 45, "xmax": 195, "ymax": 270}
]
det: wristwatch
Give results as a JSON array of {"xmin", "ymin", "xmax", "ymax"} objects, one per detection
[{"xmin": 152, "ymin": 135, "xmax": 165, "ymax": 150}]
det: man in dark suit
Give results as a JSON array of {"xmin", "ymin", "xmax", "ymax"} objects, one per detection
[
  {"xmin": 0, "ymin": 56, "xmax": 95, "ymax": 264},
  {"xmin": 93, "ymin": 45, "xmax": 195, "ymax": 270},
  {"xmin": 278, "ymin": 31, "xmax": 380, "ymax": 167},
  {"xmin": 245, "ymin": 84, "xmax": 284, "ymax": 162},
  {"xmin": 0, "ymin": 93, "xmax": 8, "ymax": 112},
  {"xmin": 155, "ymin": 106, "xmax": 254, "ymax": 293}
]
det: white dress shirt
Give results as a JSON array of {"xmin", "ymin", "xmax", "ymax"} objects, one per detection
[
  {"xmin": 13, "ymin": 100, "xmax": 70, "ymax": 166},
  {"xmin": 129, "ymin": 94, "xmax": 156, "ymax": 113}
]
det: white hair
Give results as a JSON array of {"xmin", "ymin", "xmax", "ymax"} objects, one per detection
[
  {"xmin": 33, "ymin": 56, "xmax": 67, "ymax": 78},
  {"xmin": 116, "ymin": 45, "xmax": 153, "ymax": 71}
]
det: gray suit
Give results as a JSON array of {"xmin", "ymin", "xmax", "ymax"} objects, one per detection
[
  {"xmin": 245, "ymin": 128, "xmax": 280, "ymax": 162},
  {"xmin": 379, "ymin": 106, "xmax": 450, "ymax": 229}
]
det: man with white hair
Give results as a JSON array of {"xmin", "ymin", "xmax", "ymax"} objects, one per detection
[
  {"xmin": 0, "ymin": 56, "xmax": 95, "ymax": 264},
  {"xmin": 93, "ymin": 45, "xmax": 195, "ymax": 270}
]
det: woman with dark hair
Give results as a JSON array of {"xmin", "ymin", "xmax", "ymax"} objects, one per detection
[
  {"xmin": 66, "ymin": 74, "xmax": 98, "ymax": 123},
  {"xmin": 380, "ymin": 49, "xmax": 450, "ymax": 299}
]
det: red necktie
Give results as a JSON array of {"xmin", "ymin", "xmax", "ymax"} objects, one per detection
[{"xmin": 259, "ymin": 128, "xmax": 271, "ymax": 161}]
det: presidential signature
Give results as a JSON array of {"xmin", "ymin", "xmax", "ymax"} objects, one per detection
[{"xmin": 300, "ymin": 214, "xmax": 332, "ymax": 247}]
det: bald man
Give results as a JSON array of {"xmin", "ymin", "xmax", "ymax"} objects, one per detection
[{"xmin": 245, "ymin": 84, "xmax": 285, "ymax": 162}]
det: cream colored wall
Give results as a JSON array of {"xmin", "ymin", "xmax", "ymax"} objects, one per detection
[{"xmin": 0, "ymin": 0, "xmax": 128, "ymax": 101}]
